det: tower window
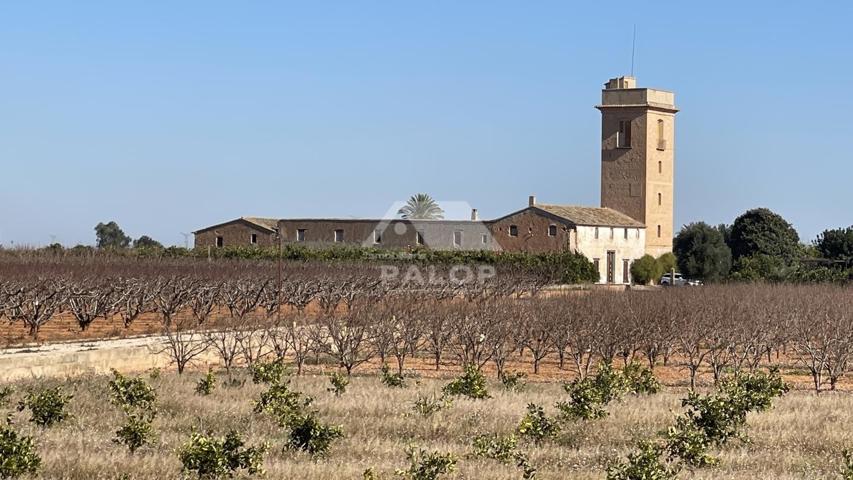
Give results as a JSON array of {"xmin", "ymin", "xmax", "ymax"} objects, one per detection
[
  {"xmin": 658, "ymin": 161, "xmax": 662, "ymax": 174},
  {"xmin": 658, "ymin": 192, "xmax": 662, "ymax": 206},
  {"xmin": 623, "ymin": 228, "xmax": 628, "ymax": 240},
  {"xmin": 548, "ymin": 224, "xmax": 557, "ymax": 236},
  {"xmin": 657, "ymin": 225, "xmax": 662, "ymax": 238},
  {"xmin": 657, "ymin": 119, "xmax": 666, "ymax": 150},
  {"xmin": 610, "ymin": 227, "xmax": 614, "ymax": 239},
  {"xmin": 509, "ymin": 225, "xmax": 518, "ymax": 237},
  {"xmin": 617, "ymin": 120, "xmax": 632, "ymax": 148}
]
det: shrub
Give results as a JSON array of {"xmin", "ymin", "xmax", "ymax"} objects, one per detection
[
  {"xmin": 517, "ymin": 403, "xmax": 560, "ymax": 444},
  {"xmin": 630, "ymin": 254, "xmax": 662, "ymax": 285},
  {"xmin": 622, "ymin": 363, "xmax": 661, "ymax": 395},
  {"xmin": 841, "ymin": 449, "xmax": 853, "ymax": 480},
  {"xmin": 499, "ymin": 371, "xmax": 527, "ymax": 392},
  {"xmin": 0, "ymin": 387, "xmax": 13, "ymax": 408},
  {"xmin": 286, "ymin": 412, "xmax": 344, "ymax": 457},
  {"xmin": 249, "ymin": 360, "xmax": 288, "ymax": 385},
  {"xmin": 109, "ymin": 370, "xmax": 157, "ymax": 412},
  {"xmin": 556, "ymin": 363, "xmax": 636, "ymax": 421},
  {"xmin": 0, "ymin": 418, "xmax": 41, "ymax": 478},
  {"xmin": 178, "ymin": 430, "xmax": 268, "ymax": 478},
  {"xmin": 442, "ymin": 365, "xmax": 490, "ymax": 399},
  {"xmin": 380, "ymin": 364, "xmax": 406, "ymax": 388},
  {"xmin": 253, "ymin": 381, "xmax": 312, "ymax": 427},
  {"xmin": 196, "ymin": 370, "xmax": 216, "ymax": 396},
  {"xmin": 114, "ymin": 411, "xmax": 155, "ymax": 454},
  {"xmin": 663, "ymin": 416, "xmax": 716, "ymax": 467},
  {"xmin": 606, "ymin": 440, "xmax": 679, "ymax": 480},
  {"xmin": 396, "ymin": 446, "xmax": 457, "ymax": 480},
  {"xmin": 412, "ymin": 393, "xmax": 452, "ymax": 418},
  {"xmin": 327, "ymin": 372, "xmax": 349, "ymax": 396},
  {"xmin": 17, "ymin": 386, "xmax": 72, "ymax": 428},
  {"xmin": 471, "ymin": 433, "xmax": 518, "ymax": 463}
]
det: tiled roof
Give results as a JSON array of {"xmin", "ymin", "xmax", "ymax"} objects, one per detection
[
  {"xmin": 534, "ymin": 204, "xmax": 644, "ymax": 227},
  {"xmin": 241, "ymin": 217, "xmax": 278, "ymax": 231}
]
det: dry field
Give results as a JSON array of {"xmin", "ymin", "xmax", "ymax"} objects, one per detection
[{"xmin": 4, "ymin": 368, "xmax": 853, "ymax": 480}]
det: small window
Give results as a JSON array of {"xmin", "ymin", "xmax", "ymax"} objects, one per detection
[
  {"xmin": 636, "ymin": 228, "xmax": 640, "ymax": 239},
  {"xmin": 617, "ymin": 120, "xmax": 632, "ymax": 148},
  {"xmin": 416, "ymin": 231, "xmax": 425, "ymax": 245},
  {"xmin": 509, "ymin": 225, "xmax": 518, "ymax": 237},
  {"xmin": 334, "ymin": 229, "xmax": 344, "ymax": 242},
  {"xmin": 481, "ymin": 234, "xmax": 488, "ymax": 244},
  {"xmin": 215, "ymin": 236, "xmax": 224, "ymax": 248},
  {"xmin": 657, "ymin": 119, "xmax": 665, "ymax": 150},
  {"xmin": 373, "ymin": 230, "xmax": 382, "ymax": 244},
  {"xmin": 594, "ymin": 227, "xmax": 599, "ymax": 239},
  {"xmin": 658, "ymin": 161, "xmax": 662, "ymax": 174},
  {"xmin": 250, "ymin": 233, "xmax": 257, "ymax": 245},
  {"xmin": 296, "ymin": 229, "xmax": 306, "ymax": 242},
  {"xmin": 623, "ymin": 228, "xmax": 628, "ymax": 240},
  {"xmin": 548, "ymin": 224, "xmax": 557, "ymax": 237},
  {"xmin": 453, "ymin": 231, "xmax": 462, "ymax": 247},
  {"xmin": 658, "ymin": 192, "xmax": 662, "ymax": 206},
  {"xmin": 593, "ymin": 258, "xmax": 600, "ymax": 272},
  {"xmin": 623, "ymin": 259, "xmax": 630, "ymax": 284},
  {"xmin": 610, "ymin": 227, "xmax": 614, "ymax": 239},
  {"xmin": 657, "ymin": 225, "xmax": 662, "ymax": 238}
]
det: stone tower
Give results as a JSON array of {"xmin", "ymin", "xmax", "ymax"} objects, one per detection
[{"xmin": 596, "ymin": 76, "xmax": 678, "ymax": 257}]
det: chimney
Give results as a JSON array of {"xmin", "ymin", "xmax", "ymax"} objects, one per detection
[
  {"xmin": 528, "ymin": 195, "xmax": 536, "ymax": 207},
  {"xmin": 470, "ymin": 208, "xmax": 479, "ymax": 221}
]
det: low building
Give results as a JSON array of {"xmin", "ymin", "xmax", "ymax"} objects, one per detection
[
  {"xmin": 192, "ymin": 217, "xmax": 278, "ymax": 249},
  {"xmin": 489, "ymin": 196, "xmax": 645, "ymax": 284}
]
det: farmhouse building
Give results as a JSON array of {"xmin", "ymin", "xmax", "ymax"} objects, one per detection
[{"xmin": 192, "ymin": 76, "xmax": 676, "ymax": 284}]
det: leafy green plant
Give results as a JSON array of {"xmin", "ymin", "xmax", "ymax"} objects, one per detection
[
  {"xmin": 286, "ymin": 412, "xmax": 344, "ymax": 457},
  {"xmin": 253, "ymin": 380, "xmax": 313, "ymax": 427},
  {"xmin": 17, "ymin": 386, "xmax": 72, "ymax": 428},
  {"xmin": 606, "ymin": 440, "xmax": 679, "ymax": 480},
  {"xmin": 442, "ymin": 365, "xmax": 490, "ymax": 400},
  {"xmin": 148, "ymin": 368, "xmax": 161, "ymax": 381},
  {"xmin": 412, "ymin": 393, "xmax": 452, "ymax": 418},
  {"xmin": 196, "ymin": 370, "xmax": 217, "ymax": 396},
  {"xmin": 396, "ymin": 446, "xmax": 457, "ymax": 480},
  {"xmin": 556, "ymin": 363, "xmax": 631, "ymax": 421},
  {"xmin": 841, "ymin": 449, "xmax": 853, "ymax": 480},
  {"xmin": 179, "ymin": 430, "xmax": 267, "ymax": 479},
  {"xmin": 500, "ymin": 371, "xmax": 527, "ymax": 392},
  {"xmin": 114, "ymin": 411, "xmax": 155, "ymax": 454},
  {"xmin": 327, "ymin": 372, "xmax": 350, "ymax": 396},
  {"xmin": 663, "ymin": 416, "xmax": 716, "ymax": 467},
  {"xmin": 109, "ymin": 370, "xmax": 157, "ymax": 412},
  {"xmin": 0, "ymin": 417, "xmax": 41, "ymax": 478},
  {"xmin": 380, "ymin": 364, "xmax": 407, "ymax": 388},
  {"xmin": 0, "ymin": 387, "xmax": 13, "ymax": 408},
  {"xmin": 622, "ymin": 363, "xmax": 661, "ymax": 395},
  {"xmin": 249, "ymin": 359, "xmax": 288, "ymax": 385},
  {"xmin": 471, "ymin": 433, "xmax": 518, "ymax": 463},
  {"xmin": 517, "ymin": 403, "xmax": 560, "ymax": 444}
]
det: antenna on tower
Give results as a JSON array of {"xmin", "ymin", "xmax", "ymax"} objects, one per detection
[{"xmin": 631, "ymin": 24, "xmax": 637, "ymax": 76}]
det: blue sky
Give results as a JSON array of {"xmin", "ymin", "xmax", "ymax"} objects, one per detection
[{"xmin": 1, "ymin": 1, "xmax": 850, "ymax": 247}]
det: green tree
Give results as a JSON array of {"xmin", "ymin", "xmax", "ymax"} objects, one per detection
[
  {"xmin": 94, "ymin": 221, "xmax": 131, "ymax": 249},
  {"xmin": 397, "ymin": 194, "xmax": 445, "ymax": 220},
  {"xmin": 133, "ymin": 235, "xmax": 164, "ymax": 249},
  {"xmin": 814, "ymin": 226, "xmax": 853, "ymax": 262},
  {"xmin": 728, "ymin": 208, "xmax": 800, "ymax": 261},
  {"xmin": 673, "ymin": 222, "xmax": 732, "ymax": 282},
  {"xmin": 657, "ymin": 252, "xmax": 677, "ymax": 275},
  {"xmin": 630, "ymin": 254, "xmax": 662, "ymax": 285}
]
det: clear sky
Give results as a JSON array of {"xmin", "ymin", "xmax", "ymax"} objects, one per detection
[{"xmin": 1, "ymin": 1, "xmax": 851, "ymax": 247}]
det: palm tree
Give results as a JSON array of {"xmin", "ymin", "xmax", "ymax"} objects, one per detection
[{"xmin": 397, "ymin": 193, "xmax": 445, "ymax": 220}]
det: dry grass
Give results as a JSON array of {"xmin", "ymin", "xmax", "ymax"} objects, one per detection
[{"xmin": 4, "ymin": 370, "xmax": 853, "ymax": 480}]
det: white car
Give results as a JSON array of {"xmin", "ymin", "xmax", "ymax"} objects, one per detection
[{"xmin": 660, "ymin": 273, "xmax": 702, "ymax": 286}]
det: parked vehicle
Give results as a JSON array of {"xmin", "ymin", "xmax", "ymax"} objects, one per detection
[{"xmin": 660, "ymin": 273, "xmax": 702, "ymax": 286}]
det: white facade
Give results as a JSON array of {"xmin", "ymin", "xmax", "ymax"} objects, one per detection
[{"xmin": 574, "ymin": 225, "xmax": 647, "ymax": 284}]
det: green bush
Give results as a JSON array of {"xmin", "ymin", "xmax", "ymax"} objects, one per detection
[
  {"xmin": 841, "ymin": 449, "xmax": 853, "ymax": 480},
  {"xmin": 663, "ymin": 416, "xmax": 716, "ymax": 467},
  {"xmin": 0, "ymin": 387, "xmax": 13, "ymax": 408},
  {"xmin": 517, "ymin": 403, "xmax": 560, "ymax": 444},
  {"xmin": 622, "ymin": 363, "xmax": 661, "ymax": 395},
  {"xmin": 396, "ymin": 446, "xmax": 457, "ymax": 480},
  {"xmin": 412, "ymin": 393, "xmax": 452, "ymax": 418},
  {"xmin": 327, "ymin": 372, "xmax": 349, "ymax": 396},
  {"xmin": 380, "ymin": 364, "xmax": 406, "ymax": 388},
  {"xmin": 17, "ymin": 386, "xmax": 72, "ymax": 428},
  {"xmin": 109, "ymin": 370, "xmax": 157, "ymax": 412},
  {"xmin": 196, "ymin": 370, "xmax": 217, "ymax": 396},
  {"xmin": 253, "ymin": 380, "xmax": 313, "ymax": 427},
  {"xmin": 249, "ymin": 360, "xmax": 288, "ymax": 385},
  {"xmin": 606, "ymin": 440, "xmax": 679, "ymax": 480},
  {"xmin": 178, "ymin": 430, "xmax": 268, "ymax": 479},
  {"xmin": 555, "ymin": 363, "xmax": 628, "ymax": 421},
  {"xmin": 442, "ymin": 365, "xmax": 490, "ymax": 400},
  {"xmin": 286, "ymin": 412, "xmax": 344, "ymax": 457},
  {"xmin": 630, "ymin": 254, "xmax": 663, "ymax": 285},
  {"xmin": 499, "ymin": 371, "xmax": 527, "ymax": 392},
  {"xmin": 471, "ymin": 433, "xmax": 518, "ymax": 463},
  {"xmin": 114, "ymin": 411, "xmax": 155, "ymax": 454},
  {"xmin": 0, "ymin": 418, "xmax": 41, "ymax": 478}
]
